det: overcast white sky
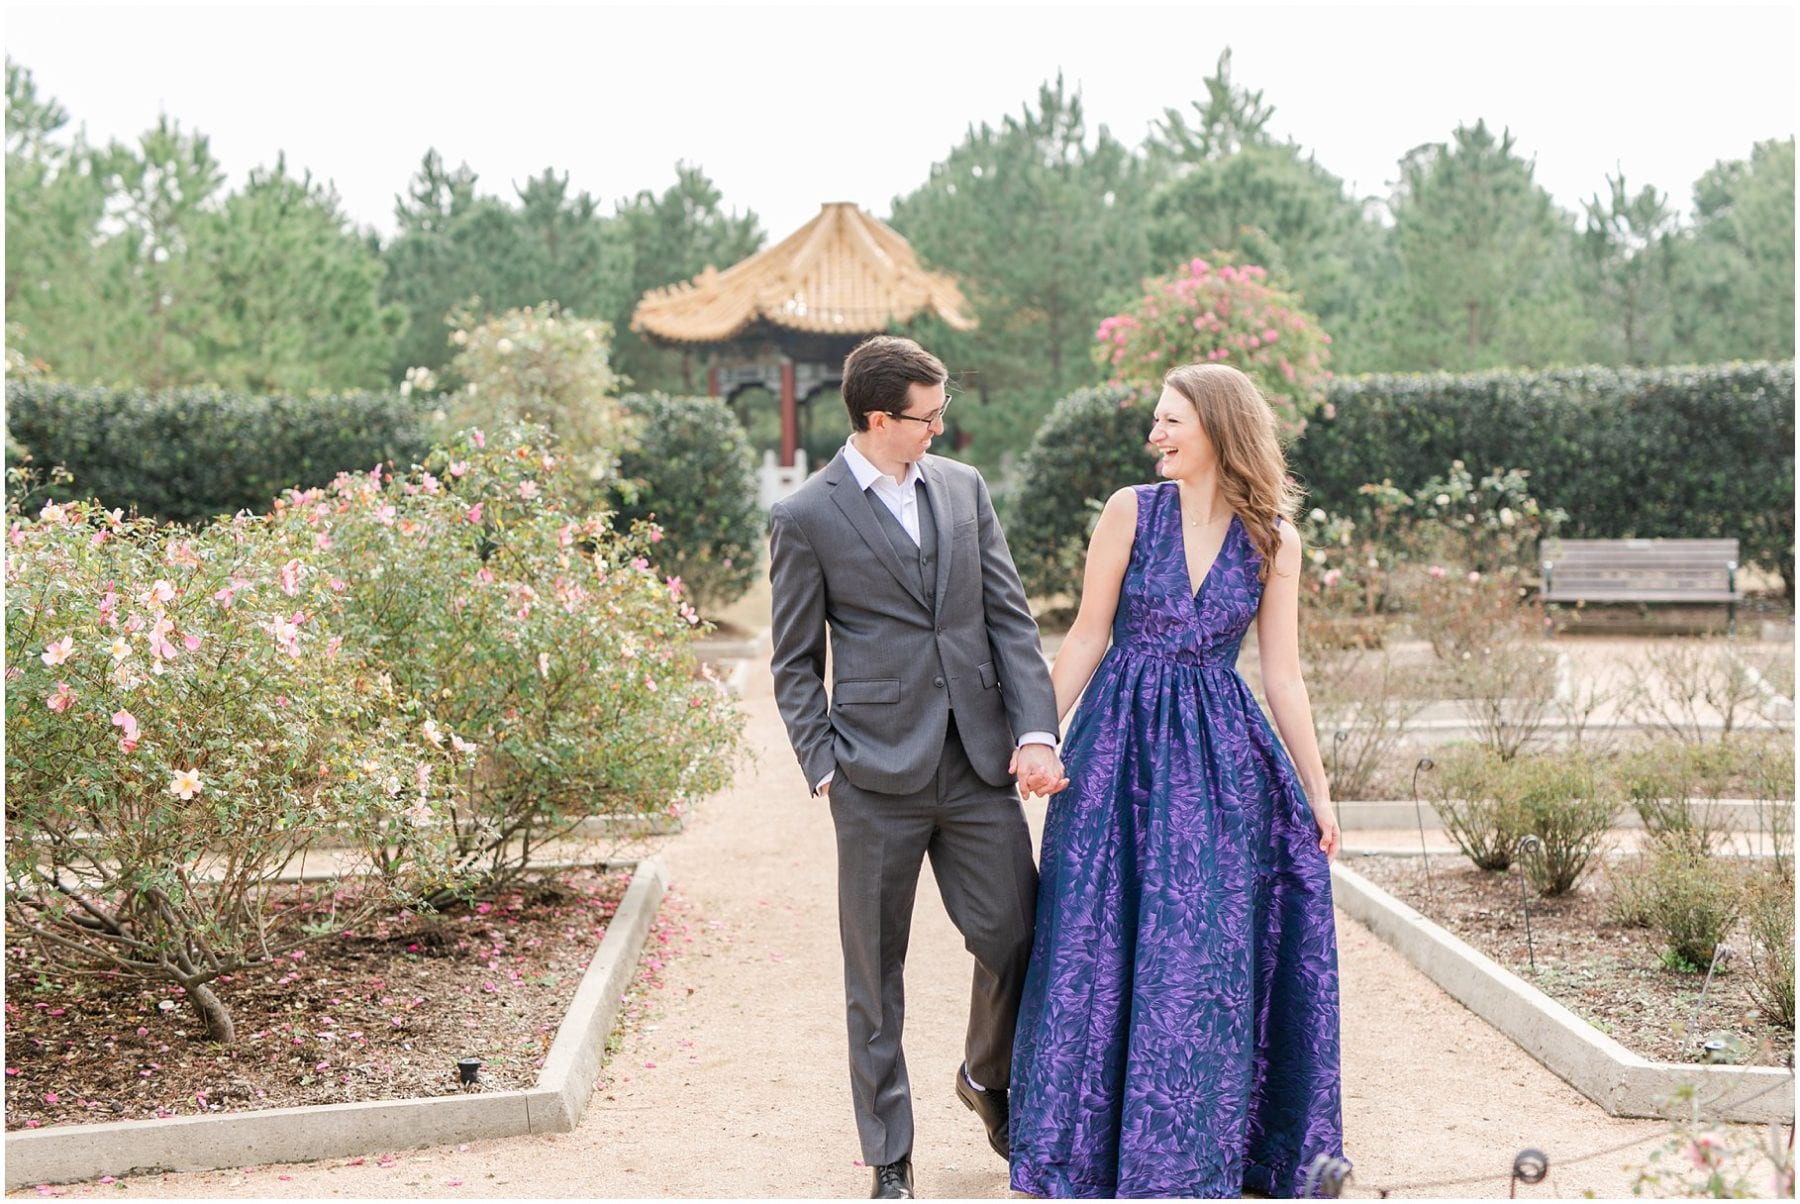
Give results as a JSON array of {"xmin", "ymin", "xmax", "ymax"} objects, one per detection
[{"xmin": 6, "ymin": 2, "xmax": 1794, "ymax": 245}]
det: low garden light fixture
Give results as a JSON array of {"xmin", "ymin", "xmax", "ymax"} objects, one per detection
[
  {"xmin": 457, "ymin": 1057, "xmax": 482, "ymax": 1086},
  {"xmin": 1510, "ymin": 1148, "xmax": 1548, "ymax": 1197}
]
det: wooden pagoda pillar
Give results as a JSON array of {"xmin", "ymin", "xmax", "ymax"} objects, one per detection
[{"xmin": 779, "ymin": 360, "xmax": 798, "ymax": 467}]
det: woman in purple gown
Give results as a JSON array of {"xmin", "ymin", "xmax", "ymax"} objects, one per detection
[{"xmin": 1008, "ymin": 364, "xmax": 1347, "ymax": 1199}]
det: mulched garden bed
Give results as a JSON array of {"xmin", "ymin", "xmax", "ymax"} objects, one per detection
[
  {"xmin": 1350, "ymin": 854, "xmax": 1794, "ymax": 1067},
  {"xmin": 3, "ymin": 866, "xmax": 657, "ymax": 1131}
]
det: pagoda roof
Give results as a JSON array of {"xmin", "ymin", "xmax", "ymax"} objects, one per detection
[{"xmin": 631, "ymin": 202, "xmax": 976, "ymax": 345}]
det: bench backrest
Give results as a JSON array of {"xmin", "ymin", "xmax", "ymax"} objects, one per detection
[{"xmin": 1539, "ymin": 538, "xmax": 1739, "ymax": 594}]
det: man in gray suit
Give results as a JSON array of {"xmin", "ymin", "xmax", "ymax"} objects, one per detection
[{"xmin": 769, "ymin": 336, "xmax": 1065, "ymax": 1199}]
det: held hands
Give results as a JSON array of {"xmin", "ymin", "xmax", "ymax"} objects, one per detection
[{"xmin": 1010, "ymin": 744, "xmax": 1070, "ymax": 800}]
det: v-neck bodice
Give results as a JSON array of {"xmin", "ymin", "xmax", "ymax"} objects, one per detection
[{"xmin": 1110, "ymin": 482, "xmax": 1264, "ymax": 669}]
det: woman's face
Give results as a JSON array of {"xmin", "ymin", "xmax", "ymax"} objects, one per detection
[{"xmin": 1148, "ymin": 387, "xmax": 1216, "ymax": 480}]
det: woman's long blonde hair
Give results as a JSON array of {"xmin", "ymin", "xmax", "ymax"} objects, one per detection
[{"xmin": 1163, "ymin": 363, "xmax": 1302, "ymax": 582}]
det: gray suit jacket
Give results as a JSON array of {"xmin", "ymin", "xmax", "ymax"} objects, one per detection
[{"xmin": 769, "ymin": 450, "xmax": 1058, "ymax": 796}]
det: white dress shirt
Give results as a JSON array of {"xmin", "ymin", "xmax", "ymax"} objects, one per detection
[{"xmin": 816, "ymin": 439, "xmax": 1055, "ymax": 793}]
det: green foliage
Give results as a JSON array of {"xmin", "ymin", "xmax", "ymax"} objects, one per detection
[
  {"xmin": 6, "ymin": 61, "xmax": 399, "ymax": 394},
  {"xmin": 1143, "ymin": 53, "xmax": 1387, "ymax": 370},
  {"xmin": 1434, "ymin": 747, "xmax": 1525, "ymax": 871},
  {"xmin": 1674, "ymin": 137, "xmax": 1796, "ymax": 364},
  {"xmin": 186, "ymin": 157, "xmax": 406, "ymax": 393},
  {"xmin": 1435, "ymin": 748, "xmax": 1618, "ymax": 890},
  {"xmin": 1743, "ymin": 872, "xmax": 1795, "ymax": 1028},
  {"xmin": 889, "ymin": 75, "xmax": 1153, "ymax": 469},
  {"xmin": 445, "ymin": 302, "xmax": 625, "ymax": 489},
  {"xmin": 1508, "ymin": 755, "xmax": 1619, "ymax": 895},
  {"xmin": 1581, "ymin": 172, "xmax": 1679, "ymax": 366},
  {"xmin": 1293, "ymin": 362, "xmax": 1796, "ymax": 593},
  {"xmin": 1094, "ymin": 257, "xmax": 1331, "ymax": 437},
  {"xmin": 1375, "ymin": 120, "xmax": 1592, "ymax": 371},
  {"xmin": 1643, "ymin": 841, "xmax": 1743, "ymax": 972},
  {"xmin": 610, "ymin": 392, "xmax": 762, "ymax": 614},
  {"xmin": 5, "ymin": 380, "xmax": 433, "ymax": 523},
  {"xmin": 1612, "ymin": 741, "xmax": 1744, "ymax": 855},
  {"xmin": 611, "ymin": 164, "xmax": 764, "ymax": 393},
  {"xmin": 300, "ymin": 423, "xmax": 743, "ymax": 892},
  {"xmin": 4, "ymin": 479, "xmax": 458, "ymax": 1042},
  {"xmin": 380, "ymin": 152, "xmax": 636, "ymax": 383},
  {"xmin": 1007, "ymin": 383, "xmax": 1153, "ymax": 599}
]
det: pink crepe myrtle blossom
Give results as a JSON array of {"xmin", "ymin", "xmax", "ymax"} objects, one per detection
[
  {"xmin": 40, "ymin": 636, "xmax": 74, "ymax": 667},
  {"xmin": 46, "ymin": 682, "xmax": 75, "ymax": 713},
  {"xmin": 168, "ymin": 769, "xmax": 202, "ymax": 800}
]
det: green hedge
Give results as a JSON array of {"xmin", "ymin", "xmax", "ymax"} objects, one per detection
[
  {"xmin": 1010, "ymin": 362, "xmax": 1794, "ymax": 600},
  {"xmin": 5, "ymin": 382, "xmax": 434, "ymax": 523},
  {"xmin": 610, "ymin": 392, "xmax": 762, "ymax": 614},
  {"xmin": 1009, "ymin": 383, "xmax": 1156, "ymax": 599},
  {"xmin": 1293, "ymin": 362, "xmax": 1794, "ymax": 593}
]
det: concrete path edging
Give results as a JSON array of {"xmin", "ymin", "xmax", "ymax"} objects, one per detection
[
  {"xmin": 1331, "ymin": 861, "xmax": 1794, "ymax": 1126},
  {"xmin": 1337, "ymin": 797, "xmax": 1791, "ymax": 832},
  {"xmin": 4, "ymin": 857, "xmax": 669, "ymax": 1190}
]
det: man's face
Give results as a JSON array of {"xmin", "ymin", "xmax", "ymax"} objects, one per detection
[{"xmin": 868, "ymin": 380, "xmax": 948, "ymax": 466}]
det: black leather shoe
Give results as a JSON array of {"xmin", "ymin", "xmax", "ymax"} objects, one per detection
[
  {"xmin": 955, "ymin": 1063, "xmax": 1010, "ymax": 1159},
  {"xmin": 871, "ymin": 1157, "xmax": 914, "ymax": 1199}
]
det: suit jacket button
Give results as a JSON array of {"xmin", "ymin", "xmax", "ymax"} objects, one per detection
[{"xmin": 933, "ymin": 676, "xmax": 945, "ymax": 688}]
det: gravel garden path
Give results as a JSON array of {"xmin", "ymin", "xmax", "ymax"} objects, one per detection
[{"xmin": 26, "ymin": 652, "xmax": 1695, "ymax": 1200}]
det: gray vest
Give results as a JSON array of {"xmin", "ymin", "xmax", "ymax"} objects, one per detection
[{"xmin": 865, "ymin": 481, "xmax": 939, "ymax": 613}]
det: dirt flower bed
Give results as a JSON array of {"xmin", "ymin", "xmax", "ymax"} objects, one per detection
[
  {"xmin": 3, "ymin": 867, "xmax": 653, "ymax": 1131},
  {"xmin": 1350, "ymin": 854, "xmax": 1794, "ymax": 1067}
]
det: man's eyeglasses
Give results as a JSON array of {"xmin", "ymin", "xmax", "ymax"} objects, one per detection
[{"xmin": 887, "ymin": 399, "xmax": 952, "ymax": 427}]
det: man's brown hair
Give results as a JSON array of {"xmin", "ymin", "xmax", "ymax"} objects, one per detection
[{"xmin": 841, "ymin": 336, "xmax": 948, "ymax": 432}]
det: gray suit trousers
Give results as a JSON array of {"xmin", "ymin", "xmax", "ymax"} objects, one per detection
[{"xmin": 829, "ymin": 714, "xmax": 1038, "ymax": 1167}]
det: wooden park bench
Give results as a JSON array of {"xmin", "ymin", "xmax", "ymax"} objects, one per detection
[{"xmin": 1539, "ymin": 537, "xmax": 1743, "ymax": 636}]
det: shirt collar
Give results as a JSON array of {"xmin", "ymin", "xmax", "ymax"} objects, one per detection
[{"xmin": 844, "ymin": 437, "xmax": 923, "ymax": 493}]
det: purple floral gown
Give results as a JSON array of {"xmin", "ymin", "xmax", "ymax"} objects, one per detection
[{"xmin": 1009, "ymin": 482, "xmax": 1347, "ymax": 1199}]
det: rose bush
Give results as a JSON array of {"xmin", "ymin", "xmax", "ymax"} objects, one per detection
[
  {"xmin": 4, "ymin": 475, "xmax": 461, "ymax": 1043},
  {"xmin": 291, "ymin": 422, "xmax": 743, "ymax": 895}
]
